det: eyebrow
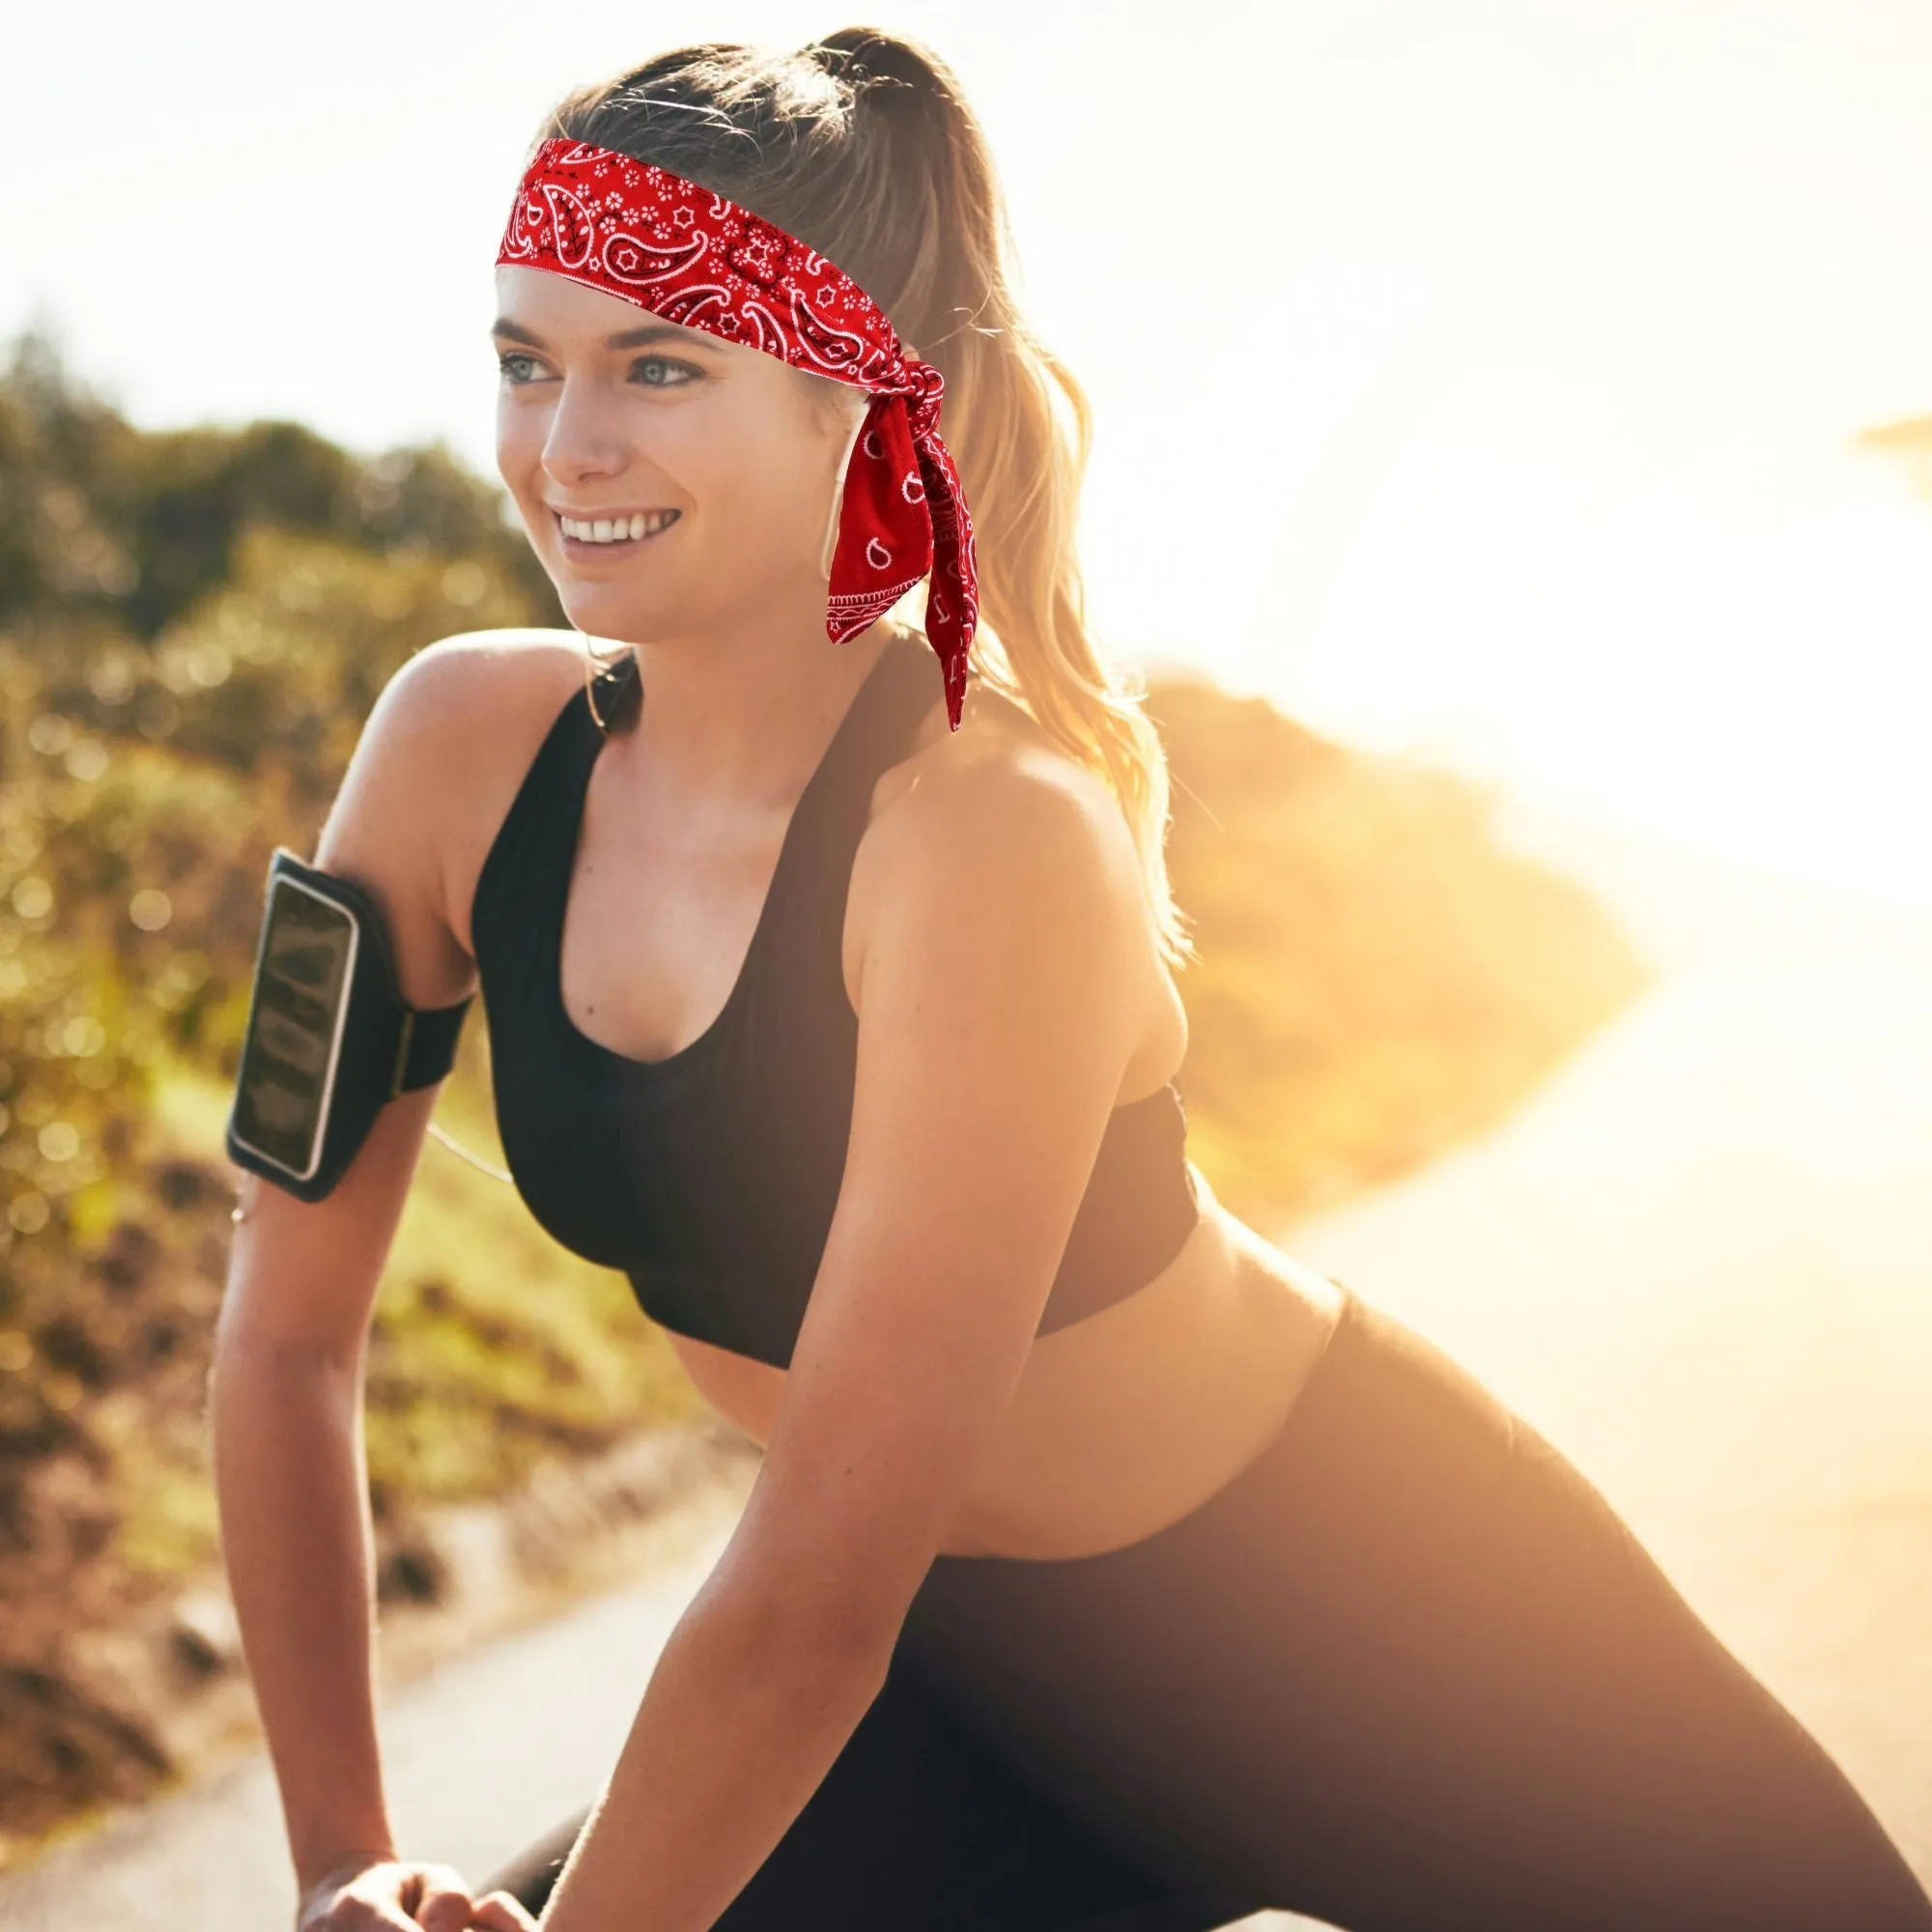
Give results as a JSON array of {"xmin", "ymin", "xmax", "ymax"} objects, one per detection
[{"xmin": 489, "ymin": 316, "xmax": 723, "ymax": 353}]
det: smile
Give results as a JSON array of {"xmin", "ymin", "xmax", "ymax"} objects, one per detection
[{"xmin": 555, "ymin": 508, "xmax": 682, "ymax": 552}]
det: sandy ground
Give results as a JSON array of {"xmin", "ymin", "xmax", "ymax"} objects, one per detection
[{"xmin": 2, "ymin": 798, "xmax": 1926, "ymax": 1929}]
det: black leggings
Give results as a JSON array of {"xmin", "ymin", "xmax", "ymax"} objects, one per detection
[{"xmin": 481, "ymin": 1281, "xmax": 1931, "ymax": 1930}]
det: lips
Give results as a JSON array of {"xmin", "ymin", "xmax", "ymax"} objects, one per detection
[{"xmin": 554, "ymin": 508, "xmax": 682, "ymax": 552}]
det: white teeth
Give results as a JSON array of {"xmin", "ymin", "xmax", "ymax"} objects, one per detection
[{"xmin": 559, "ymin": 509, "xmax": 678, "ymax": 544}]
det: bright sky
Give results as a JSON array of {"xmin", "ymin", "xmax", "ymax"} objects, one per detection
[{"xmin": 10, "ymin": 0, "xmax": 1932, "ymax": 909}]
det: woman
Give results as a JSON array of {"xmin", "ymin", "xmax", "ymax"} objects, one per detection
[{"xmin": 213, "ymin": 29, "xmax": 1932, "ymax": 1932}]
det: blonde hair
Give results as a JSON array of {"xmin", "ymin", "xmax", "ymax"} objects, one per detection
[{"xmin": 531, "ymin": 27, "xmax": 1197, "ymax": 971}]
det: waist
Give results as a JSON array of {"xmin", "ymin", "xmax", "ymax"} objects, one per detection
[{"xmin": 672, "ymin": 1164, "xmax": 1347, "ymax": 1560}]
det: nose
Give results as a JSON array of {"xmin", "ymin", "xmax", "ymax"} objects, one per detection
[{"xmin": 537, "ymin": 370, "xmax": 637, "ymax": 492}]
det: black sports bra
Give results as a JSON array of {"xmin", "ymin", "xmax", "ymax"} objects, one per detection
[{"xmin": 469, "ymin": 630, "xmax": 1201, "ymax": 1370}]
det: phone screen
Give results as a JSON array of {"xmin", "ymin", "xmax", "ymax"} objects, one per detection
[{"xmin": 229, "ymin": 874, "xmax": 360, "ymax": 1180}]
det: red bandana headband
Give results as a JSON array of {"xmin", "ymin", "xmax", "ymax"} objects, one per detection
[{"xmin": 497, "ymin": 136, "xmax": 980, "ymax": 729}]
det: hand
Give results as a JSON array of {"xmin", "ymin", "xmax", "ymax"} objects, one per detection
[{"xmin": 295, "ymin": 1851, "xmax": 540, "ymax": 1931}]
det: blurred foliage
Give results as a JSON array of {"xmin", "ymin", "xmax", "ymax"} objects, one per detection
[
  {"xmin": 0, "ymin": 323, "xmax": 559, "ymax": 639},
  {"xmin": 1152, "ymin": 682, "xmax": 1648, "ymax": 1223},
  {"xmin": 0, "ymin": 316, "xmax": 1645, "ymax": 1862}
]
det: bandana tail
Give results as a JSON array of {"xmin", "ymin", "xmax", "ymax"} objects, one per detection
[
  {"xmin": 826, "ymin": 389, "xmax": 980, "ymax": 731},
  {"xmin": 914, "ymin": 429, "xmax": 978, "ymax": 733},
  {"xmin": 828, "ymin": 389, "xmax": 933, "ymax": 640}
]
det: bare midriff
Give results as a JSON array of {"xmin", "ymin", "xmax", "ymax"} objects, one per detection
[{"xmin": 668, "ymin": 1175, "xmax": 1345, "ymax": 1560}]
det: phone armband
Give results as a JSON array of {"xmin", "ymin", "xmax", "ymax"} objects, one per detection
[{"xmin": 224, "ymin": 847, "xmax": 473, "ymax": 1202}]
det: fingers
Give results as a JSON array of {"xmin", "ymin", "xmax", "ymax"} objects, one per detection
[
  {"xmin": 298, "ymin": 1863, "xmax": 422, "ymax": 1930},
  {"xmin": 296, "ymin": 1858, "xmax": 481, "ymax": 1932},
  {"xmin": 406, "ymin": 1862, "xmax": 480, "ymax": 1931},
  {"xmin": 468, "ymin": 1891, "xmax": 542, "ymax": 1931}
]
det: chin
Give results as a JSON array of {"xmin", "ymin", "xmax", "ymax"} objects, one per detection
[
  {"xmin": 549, "ymin": 599, "xmax": 647, "ymax": 645},
  {"xmin": 554, "ymin": 573, "xmax": 671, "ymax": 622}
]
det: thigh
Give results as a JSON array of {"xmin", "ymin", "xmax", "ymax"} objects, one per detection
[
  {"xmin": 898, "ymin": 1282, "xmax": 1932, "ymax": 1932},
  {"xmin": 474, "ymin": 1648, "xmax": 1258, "ymax": 1931},
  {"xmin": 1293, "ymin": 1293, "xmax": 1932, "ymax": 1931}
]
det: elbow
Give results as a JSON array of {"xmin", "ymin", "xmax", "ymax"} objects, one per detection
[
  {"xmin": 207, "ymin": 1321, "xmax": 362, "ymax": 1439},
  {"xmin": 211, "ymin": 1314, "xmax": 342, "ymax": 1381},
  {"xmin": 764, "ymin": 1578, "xmax": 902, "ymax": 1695},
  {"xmin": 793, "ymin": 1592, "xmax": 902, "ymax": 1688},
  {"xmin": 700, "ymin": 1541, "xmax": 905, "ymax": 1700}
]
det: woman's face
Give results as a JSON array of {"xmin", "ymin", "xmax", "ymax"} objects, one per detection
[{"xmin": 492, "ymin": 265, "xmax": 867, "ymax": 646}]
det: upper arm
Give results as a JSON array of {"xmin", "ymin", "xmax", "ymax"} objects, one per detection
[
  {"xmin": 313, "ymin": 632, "xmax": 502, "ymax": 1008},
  {"xmin": 217, "ymin": 636, "xmax": 494, "ymax": 1364},
  {"xmin": 718, "ymin": 753, "xmax": 1152, "ymax": 1651}
]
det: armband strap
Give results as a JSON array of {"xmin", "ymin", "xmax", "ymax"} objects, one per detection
[
  {"xmin": 227, "ymin": 845, "xmax": 481, "ymax": 1203},
  {"xmin": 390, "ymin": 996, "xmax": 475, "ymax": 1097}
]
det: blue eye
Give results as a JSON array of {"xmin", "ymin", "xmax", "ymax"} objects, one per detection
[
  {"xmin": 633, "ymin": 355, "xmax": 700, "ymax": 388},
  {"xmin": 495, "ymin": 352, "xmax": 700, "ymax": 388}
]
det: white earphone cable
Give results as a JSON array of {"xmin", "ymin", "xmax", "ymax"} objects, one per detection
[{"xmin": 425, "ymin": 1120, "xmax": 515, "ymax": 1184}]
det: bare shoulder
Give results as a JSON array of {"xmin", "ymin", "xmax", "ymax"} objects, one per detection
[
  {"xmin": 381, "ymin": 625, "xmax": 586, "ymax": 749},
  {"xmin": 849, "ymin": 655, "xmax": 1155, "ymax": 1012},
  {"xmin": 870, "ymin": 657, "xmax": 1148, "ymax": 904},
  {"xmin": 313, "ymin": 628, "xmax": 587, "ymax": 1006}
]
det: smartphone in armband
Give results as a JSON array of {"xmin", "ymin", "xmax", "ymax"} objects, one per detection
[{"xmin": 225, "ymin": 847, "xmax": 473, "ymax": 1203}]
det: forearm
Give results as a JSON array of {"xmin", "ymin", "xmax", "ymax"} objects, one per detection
[
  {"xmin": 538, "ymin": 1573, "xmax": 895, "ymax": 1931},
  {"xmin": 208, "ymin": 1328, "xmax": 395, "ymax": 1891}
]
